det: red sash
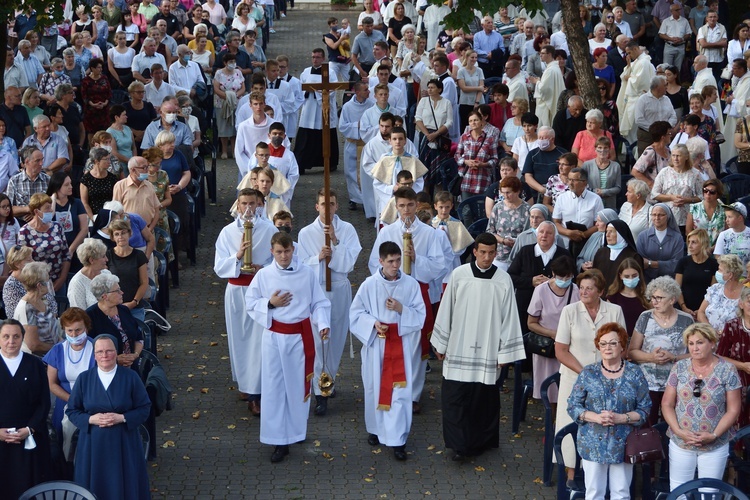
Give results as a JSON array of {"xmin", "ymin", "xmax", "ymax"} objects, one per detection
[
  {"xmin": 418, "ymin": 282, "xmax": 434, "ymax": 359},
  {"xmin": 270, "ymin": 318, "xmax": 315, "ymax": 401},
  {"xmin": 377, "ymin": 322, "xmax": 407, "ymax": 411},
  {"xmin": 228, "ymin": 274, "xmax": 254, "ymax": 286}
]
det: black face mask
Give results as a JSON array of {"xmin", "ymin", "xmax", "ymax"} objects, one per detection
[
  {"xmin": 277, "ymin": 225, "xmax": 291, "ymax": 234},
  {"xmin": 270, "ymin": 136, "xmax": 283, "ymax": 147}
]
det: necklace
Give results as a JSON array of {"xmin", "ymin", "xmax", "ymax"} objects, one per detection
[
  {"xmin": 66, "ymin": 342, "xmax": 86, "ymax": 364},
  {"xmin": 601, "ymin": 359, "xmax": 624, "ymax": 373},
  {"xmin": 653, "ymin": 310, "xmax": 674, "ymax": 327}
]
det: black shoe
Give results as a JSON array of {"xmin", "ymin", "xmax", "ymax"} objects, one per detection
[
  {"xmin": 412, "ymin": 401, "xmax": 421, "ymax": 415},
  {"xmin": 349, "ymin": 201, "xmax": 357, "ymax": 211},
  {"xmin": 451, "ymin": 452, "xmax": 466, "ymax": 462},
  {"xmin": 314, "ymin": 395, "xmax": 328, "ymax": 416},
  {"xmin": 270, "ymin": 445, "xmax": 289, "ymax": 463},
  {"xmin": 393, "ymin": 445, "xmax": 407, "ymax": 461},
  {"xmin": 367, "ymin": 434, "xmax": 380, "ymax": 446},
  {"xmin": 425, "ymin": 362, "xmax": 432, "ymax": 374}
]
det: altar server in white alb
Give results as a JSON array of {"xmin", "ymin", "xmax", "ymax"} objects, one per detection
[
  {"xmin": 214, "ymin": 189, "xmax": 278, "ymax": 416},
  {"xmin": 265, "ymin": 60, "xmax": 298, "ymax": 127},
  {"xmin": 432, "ymin": 233, "xmax": 526, "ymax": 461},
  {"xmin": 351, "ymin": 241, "xmax": 426, "ymax": 461},
  {"xmin": 297, "ymin": 188, "xmax": 362, "ymax": 417},
  {"xmin": 245, "ymin": 232, "xmax": 331, "ymax": 463},
  {"xmin": 276, "ymin": 54, "xmax": 305, "ymax": 140},
  {"xmin": 339, "ymin": 81, "xmax": 375, "ymax": 211},
  {"xmin": 235, "ymin": 91, "xmax": 284, "ymax": 179},
  {"xmin": 236, "ymin": 74, "xmax": 284, "ymax": 126},
  {"xmin": 360, "ymin": 112, "xmax": 397, "ymax": 220},
  {"xmin": 368, "ymin": 187, "xmax": 444, "ymax": 413}
]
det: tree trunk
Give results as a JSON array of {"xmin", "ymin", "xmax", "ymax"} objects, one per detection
[
  {"xmin": 0, "ymin": 23, "xmax": 7, "ymax": 96},
  {"xmin": 560, "ymin": 0, "xmax": 599, "ymax": 111}
]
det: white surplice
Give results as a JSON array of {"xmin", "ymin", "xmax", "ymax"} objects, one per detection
[
  {"xmin": 245, "ymin": 257, "xmax": 331, "ymax": 445},
  {"xmin": 297, "ymin": 215, "xmax": 362, "ymax": 396},
  {"xmin": 236, "ymin": 91, "xmax": 284, "ymax": 127},
  {"xmin": 214, "ymin": 216, "xmax": 278, "ymax": 394},
  {"xmin": 616, "ymin": 52, "xmax": 656, "ymax": 143},
  {"xmin": 234, "ymin": 114, "xmax": 284, "ymax": 178},
  {"xmin": 370, "ymin": 154, "xmax": 427, "ymax": 217},
  {"xmin": 367, "ymin": 80, "xmax": 409, "ymax": 118},
  {"xmin": 239, "ymin": 147, "xmax": 300, "ymax": 207},
  {"xmin": 281, "ymin": 73, "xmax": 305, "ymax": 138},
  {"xmin": 534, "ymin": 63, "xmax": 564, "ymax": 127},
  {"xmin": 350, "ymin": 270, "xmax": 426, "ymax": 446},
  {"xmin": 361, "ymin": 136, "xmax": 420, "ymax": 220},
  {"xmin": 340, "ymin": 96, "xmax": 375, "ymax": 205}
]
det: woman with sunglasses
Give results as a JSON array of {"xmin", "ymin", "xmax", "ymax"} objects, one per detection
[
  {"xmin": 661, "ymin": 322, "xmax": 741, "ymax": 492},
  {"xmin": 685, "ymin": 179, "xmax": 725, "ymax": 247},
  {"xmin": 629, "ymin": 276, "xmax": 693, "ymax": 425}
]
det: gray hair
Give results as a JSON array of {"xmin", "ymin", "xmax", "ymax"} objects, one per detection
[
  {"xmin": 567, "ymin": 95, "xmax": 583, "ymax": 107},
  {"xmin": 54, "ymin": 83, "xmax": 74, "ymax": 101},
  {"xmin": 613, "ymin": 6, "xmax": 623, "ymax": 14},
  {"xmin": 645, "ymin": 276, "xmax": 681, "ymax": 302},
  {"xmin": 154, "ymin": 130, "xmax": 176, "ymax": 147},
  {"xmin": 176, "ymin": 44, "xmax": 190, "ymax": 56},
  {"xmin": 627, "ymin": 178, "xmax": 650, "ymax": 199},
  {"xmin": 127, "ymin": 156, "xmax": 145, "ymax": 173},
  {"xmin": 142, "ymin": 37, "xmax": 156, "ymax": 47},
  {"xmin": 177, "ymin": 95, "xmax": 193, "ymax": 107},
  {"xmin": 18, "ymin": 40, "xmax": 31, "ymax": 49},
  {"xmin": 193, "ymin": 23, "xmax": 207, "ymax": 36},
  {"xmin": 91, "ymin": 273, "xmax": 121, "ymax": 301},
  {"xmin": 32, "ymin": 114, "xmax": 50, "ymax": 127},
  {"xmin": 585, "ymin": 108, "xmax": 604, "ymax": 124},
  {"xmin": 717, "ymin": 254, "xmax": 744, "ymax": 280},
  {"xmin": 570, "ymin": 167, "xmax": 588, "ymax": 181},
  {"xmin": 89, "ymin": 147, "xmax": 110, "ymax": 163},
  {"xmin": 594, "ymin": 22, "xmax": 606, "ymax": 32},
  {"xmin": 19, "ymin": 145, "xmax": 40, "ymax": 164},
  {"xmin": 736, "ymin": 287, "xmax": 750, "ymax": 318},
  {"xmin": 76, "ymin": 238, "xmax": 108, "ymax": 265},
  {"xmin": 50, "ymin": 57, "xmax": 63, "ymax": 67},
  {"xmin": 19, "ymin": 261, "xmax": 51, "ymax": 290},
  {"xmin": 650, "ymin": 75, "xmax": 667, "ymax": 90},
  {"xmin": 538, "ymin": 125, "xmax": 555, "ymax": 138},
  {"xmin": 400, "ymin": 23, "xmax": 416, "ymax": 35},
  {"xmin": 685, "ymin": 136, "xmax": 708, "ymax": 160},
  {"xmin": 694, "ymin": 54, "xmax": 708, "ymax": 66},
  {"xmin": 62, "ymin": 47, "xmax": 75, "ymax": 57}
]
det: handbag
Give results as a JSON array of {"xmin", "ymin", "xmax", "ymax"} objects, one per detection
[
  {"xmin": 624, "ymin": 426, "xmax": 664, "ymax": 464},
  {"xmin": 523, "ymin": 284, "xmax": 572, "ymax": 358},
  {"xmin": 715, "ymin": 132, "xmax": 726, "ymax": 145},
  {"xmin": 428, "ymin": 98, "xmax": 452, "ymax": 152}
]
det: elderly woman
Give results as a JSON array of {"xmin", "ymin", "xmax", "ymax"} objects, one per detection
[
  {"xmin": 675, "ymin": 229, "xmax": 718, "ymax": 321},
  {"xmin": 38, "ymin": 58, "xmax": 72, "ymax": 108},
  {"xmin": 487, "ymin": 176, "xmax": 530, "ymax": 271},
  {"xmin": 686, "ymin": 136, "xmax": 715, "ymax": 181},
  {"xmin": 499, "ymin": 98, "xmax": 528, "ymax": 155},
  {"xmin": 588, "ymin": 23, "xmax": 612, "ymax": 53},
  {"xmin": 717, "ymin": 287, "xmax": 750, "ymax": 427},
  {"xmin": 42, "ymin": 308, "xmax": 96, "ymax": 460},
  {"xmin": 81, "ymin": 31, "xmax": 103, "ymax": 60},
  {"xmin": 81, "ymin": 148, "xmax": 119, "ymax": 220},
  {"xmin": 104, "ymin": 219, "xmax": 149, "ymax": 322},
  {"xmin": 18, "ymin": 193, "xmax": 71, "ymax": 295},
  {"xmin": 568, "ymin": 322, "xmax": 650, "ymax": 500},
  {"xmin": 629, "ymin": 276, "xmax": 694, "ymax": 424},
  {"xmin": 240, "ymin": 30, "xmax": 266, "ymax": 74},
  {"xmin": 508, "ymin": 220, "xmax": 571, "ymax": 333},
  {"xmin": 66, "ymin": 334, "xmax": 151, "ymax": 499},
  {"xmin": 592, "ymin": 48, "xmax": 615, "ymax": 98},
  {"xmin": 85, "ymin": 273, "xmax": 143, "ymax": 366},
  {"xmin": 509, "ymin": 203, "xmax": 566, "ymax": 261},
  {"xmin": 698, "ymin": 254, "xmax": 744, "ymax": 333},
  {"xmin": 577, "ymin": 208, "xmax": 619, "ymax": 273},
  {"xmin": 592, "ymin": 220, "xmax": 642, "ymax": 288},
  {"xmin": 213, "ymin": 52, "xmax": 246, "ymax": 159},
  {"xmin": 581, "ymin": 137, "xmax": 621, "ymax": 209},
  {"xmin": 143, "ymin": 147, "xmax": 173, "ymax": 261},
  {"xmin": 456, "ymin": 110, "xmax": 498, "ymax": 202},
  {"xmin": 572, "ymin": 109, "xmax": 616, "ymax": 165},
  {"xmin": 0, "ymin": 319, "xmax": 51, "ymax": 499},
  {"xmin": 632, "ymin": 121, "xmax": 672, "ymax": 190},
  {"xmin": 651, "ymin": 144, "xmax": 703, "ymax": 233},
  {"xmin": 47, "ymin": 171, "xmax": 88, "ymax": 261},
  {"xmin": 661, "ymin": 323, "xmax": 742, "ymax": 491},
  {"xmin": 619, "ymin": 178, "xmax": 653, "ymax": 241},
  {"xmin": 123, "ymin": 81, "xmax": 157, "ymax": 150},
  {"xmin": 636, "ymin": 203, "xmax": 685, "ymax": 283},
  {"xmin": 543, "ymin": 152, "xmax": 577, "ymax": 211},
  {"xmin": 70, "ymin": 33, "xmax": 93, "ymax": 73},
  {"xmin": 606, "ymin": 258, "xmax": 650, "ymax": 336},
  {"xmin": 555, "ymin": 269, "xmax": 626, "ymax": 475},
  {"xmin": 685, "ymin": 179, "xmax": 724, "ymax": 247},
  {"xmin": 485, "ymin": 158, "xmax": 535, "ymax": 218},
  {"xmin": 68, "ymin": 239, "xmax": 111, "ymax": 310},
  {"xmin": 527, "ymin": 255, "xmax": 579, "ymax": 404},
  {"xmin": 62, "ymin": 48, "xmax": 84, "ymax": 96},
  {"xmin": 81, "ymin": 58, "xmax": 112, "ymax": 145},
  {"xmin": 155, "ymin": 130, "xmax": 191, "ymax": 258},
  {"xmin": 13, "ymin": 262, "xmax": 60, "ymax": 356},
  {"xmin": 2, "ymin": 246, "xmax": 55, "ymax": 321}
]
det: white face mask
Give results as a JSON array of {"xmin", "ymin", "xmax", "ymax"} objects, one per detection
[
  {"xmin": 102, "ymin": 145, "xmax": 112, "ymax": 153},
  {"xmin": 227, "ymin": 62, "xmax": 237, "ymax": 70},
  {"xmin": 164, "ymin": 112, "xmax": 177, "ymax": 124}
]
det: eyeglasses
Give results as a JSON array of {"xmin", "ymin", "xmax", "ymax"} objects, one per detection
[
  {"xmin": 703, "ymin": 188, "xmax": 717, "ymax": 195},
  {"xmin": 598, "ymin": 341, "xmax": 620, "ymax": 348},
  {"xmin": 95, "ymin": 349, "xmax": 117, "ymax": 356},
  {"xmin": 650, "ymin": 295, "xmax": 668, "ymax": 303},
  {"xmin": 693, "ymin": 379, "xmax": 703, "ymax": 398},
  {"xmin": 568, "ymin": 177, "xmax": 585, "ymax": 183},
  {"xmin": 107, "ymin": 287, "xmax": 123, "ymax": 294},
  {"xmin": 0, "ymin": 204, "xmax": 10, "ymax": 210}
]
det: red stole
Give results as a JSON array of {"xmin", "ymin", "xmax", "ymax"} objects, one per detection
[
  {"xmin": 417, "ymin": 282, "xmax": 434, "ymax": 359},
  {"xmin": 270, "ymin": 318, "xmax": 315, "ymax": 401},
  {"xmin": 377, "ymin": 322, "xmax": 407, "ymax": 410},
  {"xmin": 269, "ymin": 143, "xmax": 286, "ymax": 158}
]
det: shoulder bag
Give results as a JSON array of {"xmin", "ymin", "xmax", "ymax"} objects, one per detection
[
  {"xmin": 624, "ymin": 426, "xmax": 664, "ymax": 464},
  {"xmin": 427, "ymin": 98, "xmax": 452, "ymax": 152},
  {"xmin": 523, "ymin": 284, "xmax": 572, "ymax": 358}
]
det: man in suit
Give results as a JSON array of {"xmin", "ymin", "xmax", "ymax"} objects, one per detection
[{"xmin": 607, "ymin": 34, "xmax": 630, "ymax": 97}]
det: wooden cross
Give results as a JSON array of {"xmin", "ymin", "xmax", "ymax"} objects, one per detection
[{"xmin": 301, "ymin": 63, "xmax": 349, "ymax": 292}]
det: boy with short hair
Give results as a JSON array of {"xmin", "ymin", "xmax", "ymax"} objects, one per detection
[
  {"xmin": 272, "ymin": 211, "xmax": 293, "ymax": 233},
  {"xmin": 714, "ymin": 202, "xmax": 750, "ymax": 269},
  {"xmin": 380, "ymin": 170, "xmax": 415, "ymax": 226},
  {"xmin": 235, "ymin": 142, "xmax": 293, "ymax": 217}
]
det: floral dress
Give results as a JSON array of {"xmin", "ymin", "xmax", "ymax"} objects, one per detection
[
  {"xmin": 18, "ymin": 222, "xmax": 70, "ymax": 283},
  {"xmin": 717, "ymin": 317, "xmax": 750, "ymax": 426},
  {"xmin": 544, "ymin": 174, "xmax": 569, "ymax": 206},
  {"xmin": 598, "ymin": 100, "xmax": 620, "ymax": 140},
  {"xmin": 688, "ymin": 202, "xmax": 725, "ymax": 246},
  {"xmin": 651, "ymin": 167, "xmax": 703, "ymax": 226},
  {"xmin": 634, "ymin": 310, "xmax": 693, "ymax": 391},
  {"xmin": 149, "ymin": 169, "xmax": 174, "ymax": 262},
  {"xmin": 38, "ymin": 72, "xmax": 72, "ymax": 101},
  {"xmin": 213, "ymin": 68, "xmax": 244, "ymax": 137},
  {"xmin": 487, "ymin": 200, "xmax": 530, "ymax": 264},
  {"xmin": 704, "ymin": 283, "xmax": 740, "ymax": 333},
  {"xmin": 74, "ymin": 47, "xmax": 93, "ymax": 71},
  {"xmin": 81, "ymin": 75, "xmax": 112, "ymax": 134}
]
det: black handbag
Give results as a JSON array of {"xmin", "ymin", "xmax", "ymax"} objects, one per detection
[
  {"xmin": 427, "ymin": 98, "xmax": 452, "ymax": 152},
  {"xmin": 624, "ymin": 426, "xmax": 664, "ymax": 464},
  {"xmin": 523, "ymin": 283, "xmax": 573, "ymax": 358}
]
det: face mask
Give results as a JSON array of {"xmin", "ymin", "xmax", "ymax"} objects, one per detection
[
  {"xmin": 277, "ymin": 225, "xmax": 291, "ymax": 233},
  {"xmin": 555, "ymin": 278, "xmax": 572, "ymax": 289},
  {"xmin": 182, "ymin": 106, "xmax": 192, "ymax": 117},
  {"xmin": 715, "ymin": 271, "xmax": 726, "ymax": 284},
  {"xmin": 164, "ymin": 113, "xmax": 177, "ymax": 124},
  {"xmin": 608, "ymin": 241, "xmax": 627, "ymax": 251},
  {"xmin": 121, "ymin": 214, "xmax": 129, "ymax": 222},
  {"xmin": 537, "ymin": 139, "xmax": 551, "ymax": 150},
  {"xmin": 270, "ymin": 136, "xmax": 283, "ymax": 147},
  {"xmin": 54, "ymin": 69, "xmax": 65, "ymax": 77},
  {"xmin": 183, "ymin": 54, "xmax": 191, "ymax": 62},
  {"xmin": 138, "ymin": 173, "xmax": 149, "ymax": 181},
  {"xmin": 66, "ymin": 333, "xmax": 87, "ymax": 346},
  {"xmin": 40, "ymin": 211, "xmax": 54, "ymax": 224},
  {"xmin": 227, "ymin": 62, "xmax": 237, "ymax": 70},
  {"xmin": 102, "ymin": 145, "xmax": 112, "ymax": 153},
  {"xmin": 622, "ymin": 277, "xmax": 640, "ymax": 289}
]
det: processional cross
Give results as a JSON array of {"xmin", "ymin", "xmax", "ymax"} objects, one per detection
[{"xmin": 301, "ymin": 63, "xmax": 349, "ymax": 291}]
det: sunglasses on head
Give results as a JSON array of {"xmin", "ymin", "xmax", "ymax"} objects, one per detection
[{"xmin": 693, "ymin": 379, "xmax": 703, "ymax": 398}]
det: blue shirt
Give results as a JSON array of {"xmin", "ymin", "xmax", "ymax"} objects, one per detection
[
  {"xmin": 22, "ymin": 132, "xmax": 70, "ymax": 170},
  {"xmin": 141, "ymin": 119, "xmax": 193, "ymax": 149},
  {"xmin": 159, "ymin": 149, "xmax": 190, "ymax": 188},
  {"xmin": 567, "ymin": 361, "xmax": 651, "ymax": 464},
  {"xmin": 473, "ymin": 29, "xmax": 505, "ymax": 64},
  {"xmin": 15, "ymin": 54, "xmax": 45, "ymax": 90}
]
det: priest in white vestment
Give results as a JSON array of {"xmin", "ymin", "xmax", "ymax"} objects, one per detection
[
  {"xmin": 339, "ymin": 83, "xmax": 375, "ymax": 208},
  {"xmin": 297, "ymin": 190, "xmax": 362, "ymax": 417},
  {"xmin": 688, "ymin": 56, "xmax": 717, "ymax": 98},
  {"xmin": 350, "ymin": 241, "xmax": 426, "ymax": 460},
  {"xmin": 431, "ymin": 233, "xmax": 526, "ymax": 461},
  {"xmin": 722, "ymin": 65, "xmax": 750, "ymax": 162},
  {"xmin": 616, "ymin": 44, "xmax": 656, "ymax": 145},
  {"xmin": 368, "ymin": 188, "xmax": 445, "ymax": 411},
  {"xmin": 532, "ymin": 46, "xmax": 564, "ymax": 127},
  {"xmin": 245, "ymin": 233, "xmax": 331, "ymax": 463},
  {"xmin": 214, "ymin": 189, "xmax": 278, "ymax": 415}
]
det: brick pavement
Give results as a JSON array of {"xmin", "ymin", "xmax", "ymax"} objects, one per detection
[{"xmin": 146, "ymin": 9, "xmax": 554, "ymax": 498}]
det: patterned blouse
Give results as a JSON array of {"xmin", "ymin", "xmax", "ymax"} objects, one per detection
[
  {"xmin": 718, "ymin": 317, "xmax": 750, "ymax": 385},
  {"xmin": 567, "ymin": 361, "xmax": 651, "ymax": 464},
  {"xmin": 651, "ymin": 167, "xmax": 703, "ymax": 226},
  {"xmin": 632, "ymin": 146, "xmax": 669, "ymax": 182},
  {"xmin": 666, "ymin": 357, "xmax": 741, "ymax": 451},
  {"xmin": 38, "ymin": 72, "xmax": 72, "ymax": 100},
  {"xmin": 704, "ymin": 283, "xmax": 741, "ymax": 333},
  {"xmin": 487, "ymin": 200, "xmax": 530, "ymax": 264},
  {"xmin": 688, "ymin": 202, "xmax": 725, "ymax": 246},
  {"xmin": 544, "ymin": 174, "xmax": 570, "ymax": 206},
  {"xmin": 737, "ymin": 118, "xmax": 750, "ymax": 163},
  {"xmin": 18, "ymin": 222, "xmax": 70, "ymax": 283},
  {"xmin": 634, "ymin": 310, "xmax": 693, "ymax": 391}
]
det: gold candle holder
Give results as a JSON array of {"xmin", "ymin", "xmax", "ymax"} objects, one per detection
[
  {"xmin": 402, "ymin": 232, "xmax": 412, "ymax": 275},
  {"xmin": 240, "ymin": 217, "xmax": 255, "ymax": 275}
]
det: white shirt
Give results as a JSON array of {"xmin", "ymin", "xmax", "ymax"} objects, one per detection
[
  {"xmin": 168, "ymin": 60, "xmax": 203, "ymax": 94},
  {"xmin": 97, "ymin": 366, "xmax": 117, "ymax": 390},
  {"xmin": 550, "ymin": 31, "xmax": 569, "ymax": 55},
  {"xmin": 634, "ymin": 91, "xmax": 678, "ymax": 130},
  {"xmin": 659, "ymin": 16, "xmax": 691, "ymax": 41},
  {"xmin": 697, "ymin": 23, "xmax": 727, "ymax": 63},
  {"xmin": 552, "ymin": 190, "xmax": 605, "ymax": 247},
  {"xmin": 144, "ymin": 81, "xmax": 177, "ymax": 108},
  {"xmin": 614, "ymin": 20, "xmax": 633, "ymax": 38}
]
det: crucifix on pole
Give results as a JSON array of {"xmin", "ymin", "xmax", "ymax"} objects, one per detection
[{"xmin": 301, "ymin": 62, "xmax": 349, "ymax": 292}]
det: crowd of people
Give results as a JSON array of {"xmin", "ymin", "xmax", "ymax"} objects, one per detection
[{"xmin": 4, "ymin": 0, "xmax": 750, "ymax": 498}]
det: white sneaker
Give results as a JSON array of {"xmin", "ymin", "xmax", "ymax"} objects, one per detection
[
  {"xmin": 269, "ymin": 28, "xmax": 276, "ymax": 33},
  {"xmin": 281, "ymin": 13, "xmax": 286, "ymax": 17}
]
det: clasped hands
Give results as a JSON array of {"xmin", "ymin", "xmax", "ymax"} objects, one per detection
[{"xmin": 89, "ymin": 413, "xmax": 125, "ymax": 427}]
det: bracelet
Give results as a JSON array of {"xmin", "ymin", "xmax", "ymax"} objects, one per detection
[
  {"xmin": 625, "ymin": 413, "xmax": 631, "ymax": 424},
  {"xmin": 711, "ymin": 431, "xmax": 718, "ymax": 439}
]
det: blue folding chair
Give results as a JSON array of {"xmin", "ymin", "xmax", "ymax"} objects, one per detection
[
  {"xmin": 541, "ymin": 373, "xmax": 560, "ymax": 487},
  {"xmin": 553, "ymin": 422, "xmax": 585, "ymax": 500},
  {"xmin": 511, "ymin": 359, "xmax": 533, "ymax": 434},
  {"xmin": 19, "ymin": 481, "xmax": 96, "ymax": 500},
  {"xmin": 665, "ymin": 478, "xmax": 749, "ymax": 500}
]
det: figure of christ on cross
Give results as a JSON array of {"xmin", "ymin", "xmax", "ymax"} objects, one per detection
[{"xmin": 300, "ymin": 62, "xmax": 349, "ymax": 290}]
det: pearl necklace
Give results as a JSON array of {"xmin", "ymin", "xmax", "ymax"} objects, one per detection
[{"xmin": 601, "ymin": 359, "xmax": 624, "ymax": 373}]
